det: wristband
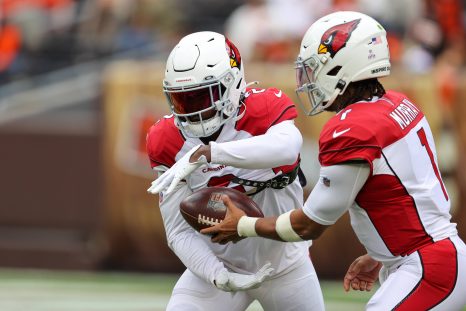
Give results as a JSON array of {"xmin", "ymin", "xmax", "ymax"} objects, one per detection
[
  {"xmin": 275, "ymin": 211, "xmax": 304, "ymax": 242},
  {"xmin": 237, "ymin": 216, "xmax": 259, "ymax": 237}
]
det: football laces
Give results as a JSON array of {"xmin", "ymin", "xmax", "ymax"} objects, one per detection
[{"xmin": 198, "ymin": 214, "xmax": 223, "ymax": 226}]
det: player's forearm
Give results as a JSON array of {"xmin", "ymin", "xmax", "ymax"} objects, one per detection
[
  {"xmin": 164, "ymin": 211, "xmax": 228, "ymax": 284},
  {"xmin": 240, "ymin": 209, "xmax": 327, "ymax": 242},
  {"xmin": 168, "ymin": 231, "xmax": 227, "ymax": 284},
  {"xmin": 249, "ymin": 216, "xmax": 283, "ymax": 241},
  {"xmin": 158, "ymin": 184, "xmax": 226, "ymax": 284},
  {"xmin": 210, "ymin": 121, "xmax": 302, "ymax": 169}
]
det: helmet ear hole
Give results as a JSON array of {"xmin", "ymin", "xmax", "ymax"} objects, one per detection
[
  {"xmin": 236, "ymin": 78, "xmax": 243, "ymax": 90},
  {"xmin": 327, "ymin": 66, "xmax": 342, "ymax": 76},
  {"xmin": 220, "ymin": 84, "xmax": 227, "ymax": 98}
]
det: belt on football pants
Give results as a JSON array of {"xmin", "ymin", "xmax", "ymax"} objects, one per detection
[{"xmin": 231, "ymin": 164, "xmax": 300, "ymax": 196}]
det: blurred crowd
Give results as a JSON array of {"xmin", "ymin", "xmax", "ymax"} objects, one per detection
[
  {"xmin": 0, "ymin": 0, "xmax": 170, "ymax": 82},
  {"xmin": 0, "ymin": 0, "xmax": 464, "ymax": 82}
]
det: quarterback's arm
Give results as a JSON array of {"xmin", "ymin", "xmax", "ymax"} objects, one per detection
[
  {"xmin": 195, "ymin": 120, "xmax": 302, "ymax": 169},
  {"xmin": 202, "ymin": 162, "xmax": 370, "ymax": 242}
]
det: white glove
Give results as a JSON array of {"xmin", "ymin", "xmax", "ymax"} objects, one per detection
[
  {"xmin": 147, "ymin": 144, "xmax": 207, "ymax": 194},
  {"xmin": 214, "ymin": 263, "xmax": 274, "ymax": 292}
]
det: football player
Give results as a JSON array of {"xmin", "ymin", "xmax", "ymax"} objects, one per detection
[
  {"xmin": 146, "ymin": 32, "xmax": 324, "ymax": 310},
  {"xmin": 202, "ymin": 11, "xmax": 466, "ymax": 311}
]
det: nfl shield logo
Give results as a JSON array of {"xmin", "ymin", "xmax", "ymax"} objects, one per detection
[
  {"xmin": 322, "ymin": 177, "xmax": 331, "ymax": 187},
  {"xmin": 207, "ymin": 193, "xmax": 226, "ymax": 212}
]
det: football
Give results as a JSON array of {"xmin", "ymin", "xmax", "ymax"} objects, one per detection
[{"xmin": 180, "ymin": 187, "xmax": 264, "ymax": 232}]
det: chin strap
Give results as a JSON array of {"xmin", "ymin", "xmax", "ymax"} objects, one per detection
[
  {"xmin": 233, "ymin": 102, "xmax": 246, "ymax": 122},
  {"xmin": 241, "ymin": 81, "xmax": 259, "ymax": 91}
]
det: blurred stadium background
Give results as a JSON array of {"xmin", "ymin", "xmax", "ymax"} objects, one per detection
[{"xmin": 0, "ymin": 0, "xmax": 464, "ymax": 310}]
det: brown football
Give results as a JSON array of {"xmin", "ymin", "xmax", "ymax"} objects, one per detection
[{"xmin": 180, "ymin": 187, "xmax": 264, "ymax": 232}]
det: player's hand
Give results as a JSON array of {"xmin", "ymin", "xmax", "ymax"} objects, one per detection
[
  {"xmin": 201, "ymin": 195, "xmax": 246, "ymax": 244},
  {"xmin": 343, "ymin": 254, "xmax": 382, "ymax": 292},
  {"xmin": 147, "ymin": 144, "xmax": 208, "ymax": 194},
  {"xmin": 214, "ymin": 262, "xmax": 274, "ymax": 292}
]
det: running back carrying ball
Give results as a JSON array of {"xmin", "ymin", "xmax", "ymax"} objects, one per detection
[{"xmin": 180, "ymin": 187, "xmax": 264, "ymax": 232}]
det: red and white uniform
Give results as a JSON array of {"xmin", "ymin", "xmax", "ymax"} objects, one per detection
[
  {"xmin": 304, "ymin": 90, "xmax": 466, "ymax": 310},
  {"xmin": 147, "ymin": 88, "xmax": 324, "ymax": 311}
]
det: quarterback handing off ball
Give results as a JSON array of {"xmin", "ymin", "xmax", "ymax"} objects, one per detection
[{"xmin": 180, "ymin": 187, "xmax": 264, "ymax": 232}]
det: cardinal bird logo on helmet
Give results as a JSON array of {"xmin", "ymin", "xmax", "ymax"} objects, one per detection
[
  {"xmin": 318, "ymin": 19, "xmax": 361, "ymax": 58},
  {"xmin": 225, "ymin": 38, "xmax": 242, "ymax": 69}
]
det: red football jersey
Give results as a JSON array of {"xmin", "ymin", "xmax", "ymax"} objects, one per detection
[{"xmin": 318, "ymin": 90, "xmax": 457, "ymax": 261}]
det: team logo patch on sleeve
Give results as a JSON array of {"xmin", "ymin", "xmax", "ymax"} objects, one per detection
[{"xmin": 321, "ymin": 176, "xmax": 331, "ymax": 187}]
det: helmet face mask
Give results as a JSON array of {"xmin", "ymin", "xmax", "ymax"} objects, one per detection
[
  {"xmin": 295, "ymin": 54, "xmax": 328, "ymax": 115},
  {"xmin": 163, "ymin": 32, "xmax": 246, "ymax": 138},
  {"xmin": 167, "ymin": 82, "xmax": 223, "ymax": 116},
  {"xmin": 164, "ymin": 72, "xmax": 232, "ymax": 137},
  {"xmin": 296, "ymin": 11, "xmax": 391, "ymax": 116}
]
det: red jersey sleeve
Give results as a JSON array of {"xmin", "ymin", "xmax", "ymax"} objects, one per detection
[
  {"xmin": 319, "ymin": 91, "xmax": 426, "ymax": 169},
  {"xmin": 146, "ymin": 116, "xmax": 185, "ymax": 169},
  {"xmin": 319, "ymin": 128, "xmax": 381, "ymax": 167},
  {"xmin": 318, "ymin": 108, "xmax": 382, "ymax": 169},
  {"xmin": 235, "ymin": 87, "xmax": 298, "ymax": 136}
]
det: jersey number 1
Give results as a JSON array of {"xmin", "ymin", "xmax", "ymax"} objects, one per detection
[{"xmin": 417, "ymin": 127, "xmax": 449, "ymax": 201}]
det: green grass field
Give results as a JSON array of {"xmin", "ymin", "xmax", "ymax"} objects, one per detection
[
  {"xmin": 0, "ymin": 269, "xmax": 463, "ymax": 311},
  {"xmin": 0, "ymin": 269, "xmax": 370, "ymax": 311}
]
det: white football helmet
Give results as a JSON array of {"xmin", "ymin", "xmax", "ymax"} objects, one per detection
[
  {"xmin": 296, "ymin": 11, "xmax": 391, "ymax": 115},
  {"xmin": 163, "ymin": 32, "xmax": 246, "ymax": 137}
]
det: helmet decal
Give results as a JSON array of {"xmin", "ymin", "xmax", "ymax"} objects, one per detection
[
  {"xmin": 318, "ymin": 19, "xmax": 361, "ymax": 58},
  {"xmin": 225, "ymin": 38, "xmax": 242, "ymax": 70}
]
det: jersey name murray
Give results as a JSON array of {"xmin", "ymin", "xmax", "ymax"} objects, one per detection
[{"xmin": 389, "ymin": 99, "xmax": 420, "ymax": 130}]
